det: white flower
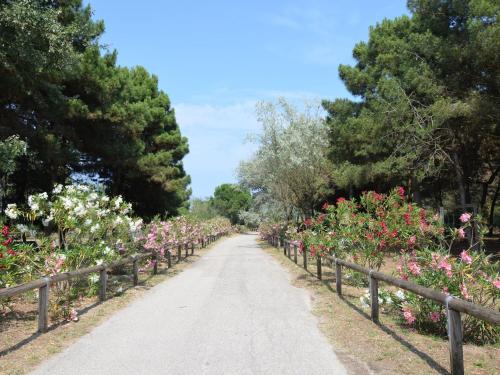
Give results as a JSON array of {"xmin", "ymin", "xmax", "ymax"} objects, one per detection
[
  {"xmin": 77, "ymin": 184, "xmax": 89, "ymax": 192},
  {"xmin": 53, "ymin": 184, "xmax": 63, "ymax": 194},
  {"xmin": 42, "ymin": 216, "xmax": 53, "ymax": 227},
  {"xmin": 5, "ymin": 203, "xmax": 18, "ymax": 219},
  {"xmin": 395, "ymin": 290, "xmax": 406, "ymax": 301},
  {"xmin": 74, "ymin": 204, "xmax": 87, "ymax": 217},
  {"xmin": 129, "ymin": 218, "xmax": 143, "ymax": 232},
  {"xmin": 114, "ymin": 196, "xmax": 123, "ymax": 209},
  {"xmin": 39, "ymin": 192, "xmax": 48, "ymax": 200},
  {"xmin": 89, "ymin": 192, "xmax": 98, "ymax": 201},
  {"xmin": 88, "ymin": 274, "xmax": 99, "ymax": 284},
  {"xmin": 101, "ymin": 196, "xmax": 110, "ymax": 202},
  {"xmin": 360, "ymin": 296, "xmax": 370, "ymax": 308},
  {"xmin": 90, "ymin": 223, "xmax": 100, "ymax": 233},
  {"xmin": 84, "ymin": 218, "xmax": 92, "ymax": 226},
  {"xmin": 95, "ymin": 259, "xmax": 104, "ymax": 265},
  {"xmin": 116, "ymin": 286, "xmax": 123, "ymax": 294},
  {"xmin": 103, "ymin": 246, "xmax": 112, "ymax": 255},
  {"xmin": 16, "ymin": 224, "xmax": 29, "ymax": 233},
  {"xmin": 62, "ymin": 197, "xmax": 74, "ymax": 209}
]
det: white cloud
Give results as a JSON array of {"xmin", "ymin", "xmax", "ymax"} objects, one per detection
[{"xmin": 174, "ymin": 101, "xmax": 260, "ymax": 198}]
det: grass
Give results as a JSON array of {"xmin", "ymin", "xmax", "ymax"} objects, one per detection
[
  {"xmin": 260, "ymin": 241, "xmax": 500, "ymax": 375},
  {"xmin": 0, "ymin": 237, "xmax": 228, "ymax": 375}
]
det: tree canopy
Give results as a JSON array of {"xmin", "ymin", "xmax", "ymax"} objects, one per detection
[
  {"xmin": 211, "ymin": 184, "xmax": 252, "ymax": 224},
  {"xmin": 322, "ymin": 0, "xmax": 499, "ymax": 226},
  {"xmin": 238, "ymin": 99, "xmax": 333, "ymax": 220},
  {"xmin": 0, "ymin": 0, "xmax": 190, "ymax": 218}
]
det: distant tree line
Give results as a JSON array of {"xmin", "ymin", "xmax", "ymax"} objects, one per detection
[
  {"xmin": 189, "ymin": 184, "xmax": 252, "ymax": 225},
  {"xmin": 0, "ymin": 0, "xmax": 190, "ymax": 218}
]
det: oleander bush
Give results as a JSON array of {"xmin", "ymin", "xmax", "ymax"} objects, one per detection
[{"xmin": 259, "ymin": 187, "xmax": 500, "ymax": 344}]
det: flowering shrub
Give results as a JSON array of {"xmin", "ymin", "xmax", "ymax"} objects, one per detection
[
  {"xmin": 262, "ymin": 187, "xmax": 499, "ymax": 344},
  {"xmin": 394, "ymin": 246, "xmax": 499, "ymax": 344},
  {"xmin": 293, "ymin": 188, "xmax": 446, "ymax": 270},
  {"xmin": 144, "ymin": 216, "xmax": 232, "ymax": 258}
]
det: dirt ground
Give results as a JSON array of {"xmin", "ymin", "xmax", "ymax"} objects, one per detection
[{"xmin": 260, "ymin": 242, "xmax": 500, "ymax": 375}]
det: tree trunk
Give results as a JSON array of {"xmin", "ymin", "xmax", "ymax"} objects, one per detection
[
  {"xmin": 488, "ymin": 183, "xmax": 499, "ymax": 236},
  {"xmin": 409, "ymin": 176, "xmax": 422, "ymax": 205},
  {"xmin": 453, "ymin": 153, "xmax": 468, "ymax": 212}
]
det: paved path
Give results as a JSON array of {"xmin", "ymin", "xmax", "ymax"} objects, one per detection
[{"xmin": 31, "ymin": 234, "xmax": 347, "ymax": 375}]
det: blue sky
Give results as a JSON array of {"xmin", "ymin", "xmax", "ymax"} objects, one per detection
[{"xmin": 86, "ymin": 0, "xmax": 408, "ymax": 198}]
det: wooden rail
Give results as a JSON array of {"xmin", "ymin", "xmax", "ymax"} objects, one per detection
[
  {"xmin": 268, "ymin": 236, "xmax": 500, "ymax": 375},
  {"xmin": 0, "ymin": 232, "xmax": 227, "ymax": 334}
]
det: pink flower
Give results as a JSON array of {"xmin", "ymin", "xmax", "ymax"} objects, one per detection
[
  {"xmin": 408, "ymin": 261, "xmax": 421, "ymax": 276},
  {"xmin": 492, "ymin": 279, "xmax": 500, "ymax": 289},
  {"xmin": 407, "ymin": 235, "xmax": 417, "ymax": 247},
  {"xmin": 69, "ymin": 308, "xmax": 79, "ymax": 322},
  {"xmin": 429, "ymin": 311, "xmax": 441, "ymax": 322},
  {"xmin": 402, "ymin": 305, "xmax": 416, "ymax": 325},
  {"xmin": 457, "ymin": 228, "xmax": 466, "ymax": 240},
  {"xmin": 460, "ymin": 250, "xmax": 472, "ymax": 264},
  {"xmin": 322, "ymin": 202, "xmax": 329, "ymax": 211},
  {"xmin": 460, "ymin": 283, "xmax": 470, "ymax": 300},
  {"xmin": 442, "ymin": 286, "xmax": 449, "ymax": 295},
  {"xmin": 459, "ymin": 212, "xmax": 471, "ymax": 223},
  {"xmin": 438, "ymin": 257, "xmax": 453, "ymax": 278}
]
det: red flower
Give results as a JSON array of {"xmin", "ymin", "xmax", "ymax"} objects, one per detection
[
  {"xmin": 336, "ymin": 197, "xmax": 346, "ymax": 204},
  {"xmin": 380, "ymin": 221, "xmax": 388, "ymax": 233},
  {"xmin": 2, "ymin": 237, "xmax": 13, "ymax": 246},
  {"xmin": 396, "ymin": 186, "xmax": 405, "ymax": 198},
  {"xmin": 2, "ymin": 226, "xmax": 9, "ymax": 236},
  {"xmin": 322, "ymin": 202, "xmax": 329, "ymax": 211},
  {"xmin": 309, "ymin": 244, "xmax": 317, "ymax": 257},
  {"xmin": 390, "ymin": 229, "xmax": 398, "ymax": 238},
  {"xmin": 304, "ymin": 218, "xmax": 313, "ymax": 227},
  {"xmin": 404, "ymin": 212, "xmax": 411, "ymax": 225},
  {"xmin": 316, "ymin": 214, "xmax": 326, "ymax": 224},
  {"xmin": 366, "ymin": 233, "xmax": 374, "ymax": 241},
  {"xmin": 7, "ymin": 248, "xmax": 16, "ymax": 256}
]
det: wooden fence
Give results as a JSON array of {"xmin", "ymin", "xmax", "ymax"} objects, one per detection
[
  {"xmin": 0, "ymin": 232, "xmax": 226, "ymax": 334},
  {"xmin": 268, "ymin": 236, "xmax": 500, "ymax": 375}
]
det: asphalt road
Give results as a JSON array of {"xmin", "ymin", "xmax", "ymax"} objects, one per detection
[{"xmin": 31, "ymin": 233, "xmax": 347, "ymax": 375}]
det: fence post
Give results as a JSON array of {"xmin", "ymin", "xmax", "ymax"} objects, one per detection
[
  {"xmin": 167, "ymin": 249, "xmax": 172, "ymax": 268},
  {"xmin": 133, "ymin": 257, "xmax": 139, "ymax": 286},
  {"xmin": 185, "ymin": 243, "xmax": 188, "ymax": 258},
  {"xmin": 446, "ymin": 297, "xmax": 464, "ymax": 375},
  {"xmin": 177, "ymin": 245, "xmax": 182, "ymax": 263},
  {"xmin": 191, "ymin": 242, "xmax": 195, "ymax": 255},
  {"xmin": 335, "ymin": 260, "xmax": 342, "ymax": 296},
  {"xmin": 152, "ymin": 251, "xmax": 158, "ymax": 275},
  {"xmin": 99, "ymin": 267, "xmax": 107, "ymax": 301},
  {"xmin": 287, "ymin": 242, "xmax": 291, "ymax": 258},
  {"xmin": 303, "ymin": 248, "xmax": 307, "ymax": 270},
  {"xmin": 293, "ymin": 244, "xmax": 298, "ymax": 264},
  {"xmin": 317, "ymin": 257, "xmax": 322, "ymax": 280},
  {"xmin": 369, "ymin": 271, "xmax": 379, "ymax": 322},
  {"xmin": 38, "ymin": 277, "xmax": 50, "ymax": 333}
]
